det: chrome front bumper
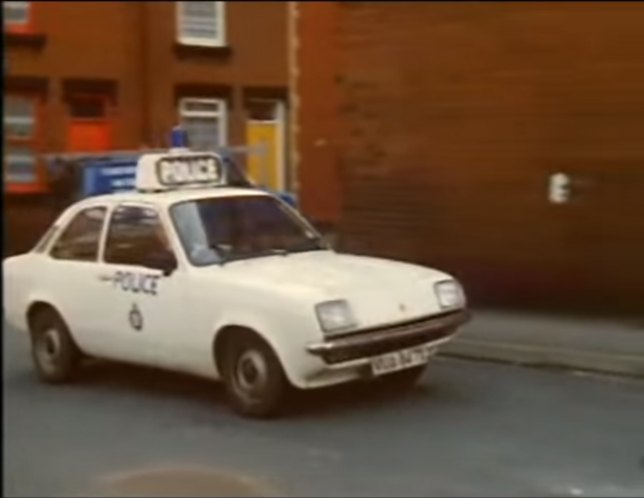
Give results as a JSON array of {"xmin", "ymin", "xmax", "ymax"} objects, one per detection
[{"xmin": 306, "ymin": 309, "xmax": 470, "ymax": 364}]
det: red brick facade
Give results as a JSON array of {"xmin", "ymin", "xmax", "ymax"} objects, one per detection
[
  {"xmin": 296, "ymin": 2, "xmax": 644, "ymax": 315},
  {"xmin": 4, "ymin": 1, "xmax": 288, "ymax": 254}
]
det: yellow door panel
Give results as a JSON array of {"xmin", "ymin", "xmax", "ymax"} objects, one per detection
[{"xmin": 246, "ymin": 121, "xmax": 280, "ymax": 190}]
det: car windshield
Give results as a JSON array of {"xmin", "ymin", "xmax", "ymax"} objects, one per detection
[{"xmin": 169, "ymin": 195, "xmax": 327, "ymax": 266}]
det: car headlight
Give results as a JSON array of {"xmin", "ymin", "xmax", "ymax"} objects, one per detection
[
  {"xmin": 434, "ymin": 280, "xmax": 465, "ymax": 310},
  {"xmin": 315, "ymin": 300, "xmax": 357, "ymax": 333}
]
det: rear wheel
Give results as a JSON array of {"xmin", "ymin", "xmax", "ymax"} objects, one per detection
[
  {"xmin": 220, "ymin": 332, "xmax": 290, "ymax": 418},
  {"xmin": 29, "ymin": 308, "xmax": 82, "ymax": 383}
]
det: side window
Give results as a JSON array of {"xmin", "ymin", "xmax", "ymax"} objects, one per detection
[
  {"xmin": 50, "ymin": 207, "xmax": 107, "ymax": 261},
  {"xmin": 105, "ymin": 205, "xmax": 173, "ymax": 266}
]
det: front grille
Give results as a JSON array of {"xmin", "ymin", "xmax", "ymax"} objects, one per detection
[
  {"xmin": 320, "ymin": 311, "xmax": 463, "ymax": 365},
  {"xmin": 322, "ymin": 329, "xmax": 451, "ymax": 365},
  {"xmin": 328, "ymin": 310, "xmax": 462, "ymax": 341}
]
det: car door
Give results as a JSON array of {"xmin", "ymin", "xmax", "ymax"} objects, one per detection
[
  {"xmin": 44, "ymin": 205, "xmax": 111, "ymax": 357},
  {"xmin": 96, "ymin": 202, "xmax": 188, "ymax": 368}
]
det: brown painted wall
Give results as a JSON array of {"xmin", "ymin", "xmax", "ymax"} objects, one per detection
[
  {"xmin": 298, "ymin": 2, "xmax": 644, "ymax": 315},
  {"xmin": 4, "ymin": 1, "xmax": 287, "ymax": 255}
]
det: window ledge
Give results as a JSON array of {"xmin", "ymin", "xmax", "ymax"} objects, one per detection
[
  {"xmin": 5, "ymin": 183, "xmax": 50, "ymax": 195},
  {"xmin": 4, "ymin": 31, "xmax": 47, "ymax": 49},
  {"xmin": 173, "ymin": 42, "xmax": 232, "ymax": 59}
]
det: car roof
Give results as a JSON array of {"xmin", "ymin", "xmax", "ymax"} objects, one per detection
[{"xmin": 72, "ymin": 187, "xmax": 272, "ymax": 210}]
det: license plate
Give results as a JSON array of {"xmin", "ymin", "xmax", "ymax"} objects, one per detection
[{"xmin": 370, "ymin": 345, "xmax": 432, "ymax": 376}]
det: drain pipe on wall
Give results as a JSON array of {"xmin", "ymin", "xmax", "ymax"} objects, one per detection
[
  {"xmin": 139, "ymin": 1, "xmax": 151, "ymax": 146},
  {"xmin": 287, "ymin": 1, "xmax": 300, "ymax": 197}
]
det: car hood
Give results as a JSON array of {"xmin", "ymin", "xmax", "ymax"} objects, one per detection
[{"xmin": 217, "ymin": 250, "xmax": 455, "ymax": 328}]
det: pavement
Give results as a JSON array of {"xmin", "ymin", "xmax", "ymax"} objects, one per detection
[
  {"xmin": 440, "ymin": 309, "xmax": 644, "ymax": 378},
  {"xmin": 4, "ymin": 322, "xmax": 644, "ymax": 497}
]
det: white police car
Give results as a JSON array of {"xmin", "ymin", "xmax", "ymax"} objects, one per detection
[{"xmin": 3, "ymin": 149, "xmax": 469, "ymax": 418}]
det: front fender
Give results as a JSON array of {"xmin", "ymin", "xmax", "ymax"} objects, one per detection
[{"xmin": 211, "ymin": 307, "xmax": 323, "ymax": 390}]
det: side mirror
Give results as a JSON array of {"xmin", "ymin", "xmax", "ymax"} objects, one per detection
[{"xmin": 145, "ymin": 252, "xmax": 178, "ymax": 277}]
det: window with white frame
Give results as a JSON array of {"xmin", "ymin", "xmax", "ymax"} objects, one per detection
[
  {"xmin": 4, "ymin": 95, "xmax": 38, "ymax": 184},
  {"xmin": 177, "ymin": 1, "xmax": 226, "ymax": 47},
  {"xmin": 179, "ymin": 98, "xmax": 227, "ymax": 151},
  {"xmin": 4, "ymin": 1, "xmax": 30, "ymax": 29}
]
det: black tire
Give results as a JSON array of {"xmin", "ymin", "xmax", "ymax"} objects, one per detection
[
  {"xmin": 377, "ymin": 365, "xmax": 426, "ymax": 391},
  {"xmin": 29, "ymin": 308, "xmax": 82, "ymax": 384},
  {"xmin": 220, "ymin": 332, "xmax": 290, "ymax": 419}
]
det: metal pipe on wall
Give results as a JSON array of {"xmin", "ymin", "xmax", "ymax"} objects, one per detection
[{"xmin": 287, "ymin": 1, "xmax": 300, "ymax": 195}]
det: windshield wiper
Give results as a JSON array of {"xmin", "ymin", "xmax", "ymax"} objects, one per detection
[
  {"xmin": 283, "ymin": 238, "xmax": 329, "ymax": 254},
  {"xmin": 221, "ymin": 248, "xmax": 288, "ymax": 265}
]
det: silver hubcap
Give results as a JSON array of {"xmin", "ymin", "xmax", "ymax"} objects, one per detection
[
  {"xmin": 233, "ymin": 349, "xmax": 269, "ymax": 400},
  {"xmin": 35, "ymin": 327, "xmax": 62, "ymax": 373}
]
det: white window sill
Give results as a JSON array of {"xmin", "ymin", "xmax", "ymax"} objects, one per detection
[
  {"xmin": 174, "ymin": 42, "xmax": 232, "ymax": 58},
  {"xmin": 177, "ymin": 37, "xmax": 227, "ymax": 48}
]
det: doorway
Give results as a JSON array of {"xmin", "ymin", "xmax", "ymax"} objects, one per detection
[{"xmin": 245, "ymin": 99, "xmax": 286, "ymax": 191}]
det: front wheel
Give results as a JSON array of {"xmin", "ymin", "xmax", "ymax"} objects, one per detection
[
  {"xmin": 29, "ymin": 308, "xmax": 82, "ymax": 383},
  {"xmin": 221, "ymin": 333, "xmax": 290, "ymax": 418}
]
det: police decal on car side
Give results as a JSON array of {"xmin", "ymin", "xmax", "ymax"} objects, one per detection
[{"xmin": 112, "ymin": 271, "xmax": 160, "ymax": 296}]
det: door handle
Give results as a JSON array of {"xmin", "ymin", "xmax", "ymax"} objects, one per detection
[{"xmin": 97, "ymin": 274, "xmax": 113, "ymax": 282}]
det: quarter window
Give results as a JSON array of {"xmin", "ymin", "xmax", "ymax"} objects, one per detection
[
  {"xmin": 50, "ymin": 207, "xmax": 107, "ymax": 261},
  {"xmin": 179, "ymin": 98, "xmax": 228, "ymax": 150},
  {"xmin": 104, "ymin": 205, "xmax": 174, "ymax": 267},
  {"xmin": 177, "ymin": 1, "xmax": 226, "ymax": 47}
]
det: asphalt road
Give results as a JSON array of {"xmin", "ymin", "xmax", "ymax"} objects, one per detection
[{"xmin": 4, "ymin": 324, "xmax": 644, "ymax": 497}]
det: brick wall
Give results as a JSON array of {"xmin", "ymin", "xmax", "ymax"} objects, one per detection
[
  {"xmin": 5, "ymin": 1, "xmax": 288, "ymax": 255},
  {"xmin": 299, "ymin": 2, "xmax": 644, "ymax": 315}
]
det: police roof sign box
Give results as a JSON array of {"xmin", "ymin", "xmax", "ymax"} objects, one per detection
[
  {"xmin": 48, "ymin": 146, "xmax": 300, "ymax": 206},
  {"xmin": 157, "ymin": 155, "xmax": 221, "ymax": 186},
  {"xmin": 136, "ymin": 151, "xmax": 225, "ymax": 192}
]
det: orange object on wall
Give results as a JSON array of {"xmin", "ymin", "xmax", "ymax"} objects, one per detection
[
  {"xmin": 67, "ymin": 121, "xmax": 111, "ymax": 152},
  {"xmin": 66, "ymin": 95, "xmax": 112, "ymax": 152}
]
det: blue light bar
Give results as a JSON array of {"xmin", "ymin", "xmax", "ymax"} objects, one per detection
[{"xmin": 170, "ymin": 126, "xmax": 189, "ymax": 148}]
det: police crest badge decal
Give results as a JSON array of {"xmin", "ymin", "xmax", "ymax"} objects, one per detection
[{"xmin": 129, "ymin": 303, "xmax": 143, "ymax": 331}]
